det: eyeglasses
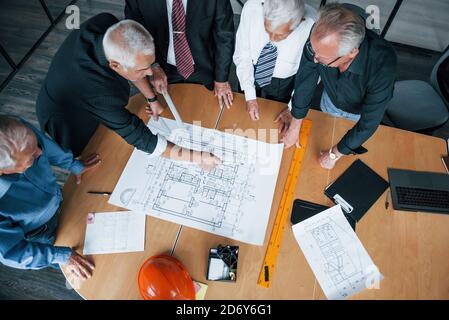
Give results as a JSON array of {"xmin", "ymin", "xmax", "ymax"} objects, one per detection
[{"xmin": 305, "ymin": 40, "xmax": 342, "ymax": 67}]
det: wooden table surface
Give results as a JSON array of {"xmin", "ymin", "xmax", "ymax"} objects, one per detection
[
  {"xmin": 56, "ymin": 84, "xmax": 449, "ymax": 300},
  {"xmin": 55, "ymin": 84, "xmax": 221, "ymax": 299}
]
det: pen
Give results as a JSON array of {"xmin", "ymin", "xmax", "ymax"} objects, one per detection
[
  {"xmin": 385, "ymin": 190, "xmax": 390, "ymax": 209},
  {"xmin": 87, "ymin": 191, "xmax": 112, "ymax": 196}
]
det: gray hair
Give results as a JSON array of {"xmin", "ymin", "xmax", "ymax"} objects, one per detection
[
  {"xmin": 103, "ymin": 19, "xmax": 155, "ymax": 69},
  {"xmin": 264, "ymin": 0, "xmax": 305, "ymax": 30},
  {"xmin": 313, "ymin": 3, "xmax": 366, "ymax": 56},
  {"xmin": 0, "ymin": 116, "xmax": 34, "ymax": 170}
]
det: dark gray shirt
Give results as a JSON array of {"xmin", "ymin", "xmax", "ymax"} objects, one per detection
[{"xmin": 291, "ymin": 29, "xmax": 397, "ymax": 155}]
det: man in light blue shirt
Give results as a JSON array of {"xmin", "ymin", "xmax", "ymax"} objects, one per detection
[{"xmin": 0, "ymin": 116, "xmax": 100, "ymax": 280}]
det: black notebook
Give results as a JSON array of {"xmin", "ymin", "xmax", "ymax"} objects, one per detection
[
  {"xmin": 324, "ymin": 159, "xmax": 389, "ymax": 222},
  {"xmin": 291, "ymin": 199, "xmax": 356, "ymax": 230}
]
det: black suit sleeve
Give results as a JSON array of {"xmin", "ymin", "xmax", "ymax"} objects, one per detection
[
  {"xmin": 124, "ymin": 0, "xmax": 146, "ymax": 25},
  {"xmin": 86, "ymin": 95, "xmax": 159, "ymax": 153},
  {"xmin": 125, "ymin": 0, "xmax": 164, "ymax": 65},
  {"xmin": 212, "ymin": 0, "xmax": 235, "ymax": 82}
]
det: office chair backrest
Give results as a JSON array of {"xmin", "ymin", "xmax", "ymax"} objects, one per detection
[{"xmin": 430, "ymin": 47, "xmax": 449, "ymax": 109}]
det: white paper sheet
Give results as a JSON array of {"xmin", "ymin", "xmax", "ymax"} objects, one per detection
[
  {"xmin": 292, "ymin": 205, "xmax": 383, "ymax": 300},
  {"xmin": 83, "ymin": 211, "xmax": 146, "ymax": 255},
  {"xmin": 109, "ymin": 117, "xmax": 283, "ymax": 245}
]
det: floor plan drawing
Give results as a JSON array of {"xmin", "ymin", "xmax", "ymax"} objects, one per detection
[
  {"xmin": 109, "ymin": 117, "xmax": 283, "ymax": 245},
  {"xmin": 293, "ymin": 205, "xmax": 382, "ymax": 299},
  {"xmin": 310, "ymin": 222, "xmax": 364, "ymax": 298}
]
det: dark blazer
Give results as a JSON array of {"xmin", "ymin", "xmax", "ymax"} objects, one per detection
[
  {"xmin": 35, "ymin": 13, "xmax": 159, "ymax": 157},
  {"xmin": 125, "ymin": 0, "xmax": 235, "ymax": 90}
]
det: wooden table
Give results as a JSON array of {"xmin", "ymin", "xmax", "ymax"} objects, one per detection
[
  {"xmin": 55, "ymin": 84, "xmax": 221, "ymax": 299},
  {"xmin": 56, "ymin": 84, "xmax": 449, "ymax": 299}
]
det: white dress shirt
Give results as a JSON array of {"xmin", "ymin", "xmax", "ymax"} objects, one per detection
[
  {"xmin": 166, "ymin": 0, "xmax": 195, "ymax": 66},
  {"xmin": 233, "ymin": 0, "xmax": 316, "ymax": 101},
  {"xmin": 149, "ymin": 134, "xmax": 168, "ymax": 158}
]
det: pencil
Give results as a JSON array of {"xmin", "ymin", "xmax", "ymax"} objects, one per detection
[{"xmin": 87, "ymin": 191, "xmax": 112, "ymax": 196}]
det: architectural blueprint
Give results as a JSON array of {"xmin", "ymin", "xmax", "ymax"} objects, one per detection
[
  {"xmin": 292, "ymin": 205, "xmax": 383, "ymax": 300},
  {"xmin": 109, "ymin": 117, "xmax": 283, "ymax": 245}
]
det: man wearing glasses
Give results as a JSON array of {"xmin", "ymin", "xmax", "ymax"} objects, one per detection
[{"xmin": 277, "ymin": 3, "xmax": 397, "ymax": 169}]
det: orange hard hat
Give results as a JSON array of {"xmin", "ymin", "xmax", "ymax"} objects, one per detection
[{"xmin": 138, "ymin": 254, "xmax": 195, "ymax": 300}]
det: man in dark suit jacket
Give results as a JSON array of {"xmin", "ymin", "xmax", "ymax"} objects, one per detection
[
  {"xmin": 125, "ymin": 0, "xmax": 235, "ymax": 109},
  {"xmin": 36, "ymin": 13, "xmax": 220, "ymax": 169}
]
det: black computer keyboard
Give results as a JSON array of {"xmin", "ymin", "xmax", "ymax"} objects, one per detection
[{"xmin": 396, "ymin": 187, "xmax": 449, "ymax": 209}]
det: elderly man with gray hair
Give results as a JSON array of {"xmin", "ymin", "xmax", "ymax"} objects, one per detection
[
  {"xmin": 0, "ymin": 116, "xmax": 100, "ymax": 279},
  {"xmin": 233, "ymin": 0, "xmax": 316, "ymax": 121},
  {"xmin": 278, "ymin": 3, "xmax": 397, "ymax": 169},
  {"xmin": 36, "ymin": 13, "xmax": 220, "ymax": 169}
]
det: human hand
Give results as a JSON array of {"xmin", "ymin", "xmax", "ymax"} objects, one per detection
[
  {"xmin": 319, "ymin": 146, "xmax": 343, "ymax": 170},
  {"xmin": 65, "ymin": 251, "xmax": 95, "ymax": 280},
  {"xmin": 193, "ymin": 151, "xmax": 222, "ymax": 171},
  {"xmin": 145, "ymin": 100, "xmax": 165, "ymax": 121},
  {"xmin": 214, "ymin": 81, "xmax": 233, "ymax": 109},
  {"xmin": 150, "ymin": 65, "xmax": 168, "ymax": 94},
  {"xmin": 275, "ymin": 110, "xmax": 302, "ymax": 149},
  {"xmin": 246, "ymin": 99, "xmax": 260, "ymax": 121},
  {"xmin": 75, "ymin": 154, "xmax": 101, "ymax": 185}
]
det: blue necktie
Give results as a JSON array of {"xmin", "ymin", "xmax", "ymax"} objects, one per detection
[{"xmin": 254, "ymin": 42, "xmax": 278, "ymax": 88}]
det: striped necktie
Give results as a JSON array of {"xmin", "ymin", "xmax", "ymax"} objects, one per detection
[
  {"xmin": 172, "ymin": 0, "xmax": 194, "ymax": 79},
  {"xmin": 254, "ymin": 42, "xmax": 278, "ymax": 88}
]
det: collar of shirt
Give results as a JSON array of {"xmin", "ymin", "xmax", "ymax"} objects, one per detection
[
  {"xmin": 166, "ymin": 0, "xmax": 188, "ymax": 14},
  {"xmin": 20, "ymin": 120, "xmax": 62, "ymax": 197},
  {"xmin": 347, "ymin": 34, "xmax": 369, "ymax": 75},
  {"xmin": 94, "ymin": 34, "xmax": 110, "ymax": 68},
  {"xmin": 0, "ymin": 155, "xmax": 60, "ymax": 202},
  {"xmin": 0, "ymin": 174, "xmax": 16, "ymax": 199}
]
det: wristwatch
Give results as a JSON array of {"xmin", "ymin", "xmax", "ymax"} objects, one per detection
[
  {"xmin": 146, "ymin": 96, "xmax": 158, "ymax": 104},
  {"xmin": 329, "ymin": 148, "xmax": 339, "ymax": 160}
]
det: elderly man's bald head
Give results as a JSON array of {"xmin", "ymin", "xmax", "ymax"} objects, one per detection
[
  {"xmin": 102, "ymin": 20, "xmax": 156, "ymax": 82},
  {"xmin": 263, "ymin": 0, "xmax": 306, "ymax": 42},
  {"xmin": 103, "ymin": 19, "xmax": 155, "ymax": 68},
  {"xmin": 0, "ymin": 116, "xmax": 40, "ymax": 174}
]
